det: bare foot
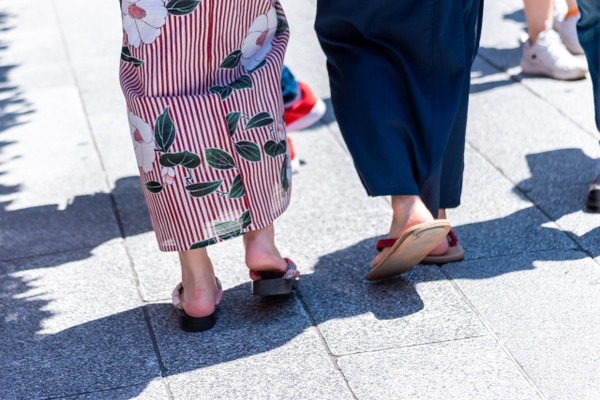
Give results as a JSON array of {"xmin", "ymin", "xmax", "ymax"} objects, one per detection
[
  {"xmin": 371, "ymin": 196, "xmax": 449, "ymax": 267},
  {"xmin": 178, "ymin": 249, "xmax": 221, "ymax": 318},
  {"xmin": 243, "ymin": 224, "xmax": 287, "ymax": 274}
]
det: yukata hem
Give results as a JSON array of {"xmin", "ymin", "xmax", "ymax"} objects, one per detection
[{"xmin": 155, "ymin": 198, "xmax": 292, "ymax": 252}]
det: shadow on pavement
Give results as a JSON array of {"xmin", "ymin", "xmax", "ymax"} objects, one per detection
[
  {"xmin": 4, "ymin": 147, "xmax": 599, "ymax": 398},
  {"xmin": 0, "ymin": 10, "xmax": 34, "ymax": 203},
  {"xmin": 0, "ymin": 176, "xmax": 151, "ymax": 263}
]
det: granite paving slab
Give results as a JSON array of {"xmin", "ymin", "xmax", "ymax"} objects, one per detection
[
  {"xmin": 146, "ymin": 289, "xmax": 353, "ymax": 400},
  {"xmin": 467, "ymin": 72, "xmax": 599, "ymax": 187},
  {"xmin": 0, "ymin": 24, "xmax": 120, "ymax": 259},
  {"xmin": 280, "ymin": 0, "xmax": 330, "ymax": 100},
  {"xmin": 444, "ymin": 148, "xmax": 575, "ymax": 261},
  {"xmin": 338, "ymin": 336, "xmax": 541, "ymax": 400},
  {"xmin": 297, "ymin": 252, "xmax": 486, "ymax": 355},
  {"xmin": 0, "ymin": 190, "xmax": 121, "ymax": 261},
  {"xmin": 282, "ymin": 127, "xmax": 390, "ymax": 220},
  {"xmin": 63, "ymin": 380, "xmax": 169, "ymax": 400},
  {"xmin": 0, "ymin": 243, "xmax": 160, "ymax": 400},
  {"xmin": 443, "ymin": 251, "xmax": 600, "ymax": 400},
  {"xmin": 1, "ymin": 3, "xmax": 74, "ymax": 91}
]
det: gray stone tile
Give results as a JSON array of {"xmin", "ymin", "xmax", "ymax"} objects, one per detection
[
  {"xmin": 63, "ymin": 380, "xmax": 169, "ymax": 400},
  {"xmin": 1, "ymin": 3, "xmax": 74, "ymax": 91},
  {"xmin": 446, "ymin": 149, "xmax": 576, "ymax": 261},
  {"xmin": 285, "ymin": 128, "xmax": 390, "ymax": 219},
  {"xmin": 112, "ymin": 175, "xmax": 155, "ymax": 239},
  {"xmin": 0, "ymin": 87, "xmax": 120, "ymax": 261},
  {"xmin": 470, "ymin": 57, "xmax": 520, "ymax": 95},
  {"xmin": 296, "ymin": 247, "xmax": 486, "ymax": 355},
  {"xmin": 444, "ymin": 251, "xmax": 600, "ymax": 399},
  {"xmin": 280, "ymin": 0, "xmax": 330, "ymax": 100},
  {"xmin": 146, "ymin": 290, "xmax": 353, "ymax": 400},
  {"xmin": 0, "ymin": 191, "xmax": 121, "ymax": 261},
  {"xmin": 0, "ymin": 243, "xmax": 160, "ymax": 399},
  {"xmin": 467, "ymin": 82, "xmax": 599, "ymax": 188},
  {"xmin": 519, "ymin": 75, "xmax": 597, "ymax": 136},
  {"xmin": 88, "ymin": 112, "xmax": 141, "ymax": 185},
  {"xmin": 276, "ymin": 206, "xmax": 391, "ymax": 275},
  {"xmin": 338, "ymin": 336, "xmax": 540, "ymax": 400}
]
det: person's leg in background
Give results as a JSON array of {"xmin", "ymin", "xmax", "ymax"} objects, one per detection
[
  {"xmin": 281, "ymin": 65, "xmax": 326, "ymax": 132},
  {"xmin": 521, "ymin": 0, "xmax": 588, "ymax": 80},
  {"xmin": 576, "ymin": 0, "xmax": 600, "ymax": 211},
  {"xmin": 280, "ymin": 65, "xmax": 326, "ymax": 171},
  {"xmin": 555, "ymin": 0, "xmax": 585, "ymax": 54}
]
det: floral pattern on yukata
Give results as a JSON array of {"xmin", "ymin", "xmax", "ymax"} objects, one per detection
[{"xmin": 119, "ymin": 0, "xmax": 290, "ymax": 251}]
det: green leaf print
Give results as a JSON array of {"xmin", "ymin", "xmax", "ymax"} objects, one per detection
[
  {"xmin": 229, "ymin": 75, "xmax": 253, "ymax": 90},
  {"xmin": 179, "ymin": 151, "xmax": 201, "ymax": 168},
  {"xmin": 226, "ymin": 112, "xmax": 241, "ymax": 137},
  {"xmin": 205, "ymin": 148, "xmax": 236, "ymax": 170},
  {"xmin": 280, "ymin": 158, "xmax": 289, "ymax": 192},
  {"xmin": 189, "ymin": 238, "xmax": 217, "ymax": 249},
  {"xmin": 264, "ymin": 140, "xmax": 287, "ymax": 157},
  {"xmin": 219, "ymin": 86, "xmax": 233, "ymax": 100},
  {"xmin": 121, "ymin": 46, "xmax": 143, "ymax": 67},
  {"xmin": 239, "ymin": 210, "xmax": 252, "ymax": 229},
  {"xmin": 245, "ymin": 112, "xmax": 274, "ymax": 130},
  {"xmin": 145, "ymin": 181, "xmax": 163, "ymax": 193},
  {"xmin": 220, "ymin": 50, "xmax": 242, "ymax": 69},
  {"xmin": 209, "ymin": 86, "xmax": 234, "ymax": 100},
  {"xmin": 155, "ymin": 107, "xmax": 176, "ymax": 152},
  {"xmin": 229, "ymin": 174, "xmax": 245, "ymax": 199},
  {"xmin": 276, "ymin": 19, "xmax": 289, "ymax": 37},
  {"xmin": 214, "ymin": 220, "xmax": 242, "ymax": 240},
  {"xmin": 185, "ymin": 180, "xmax": 223, "ymax": 197},
  {"xmin": 166, "ymin": 0, "xmax": 201, "ymax": 15},
  {"xmin": 159, "ymin": 151, "xmax": 201, "ymax": 169},
  {"xmin": 210, "ymin": 85, "xmax": 225, "ymax": 94},
  {"xmin": 234, "ymin": 141, "xmax": 261, "ymax": 162}
]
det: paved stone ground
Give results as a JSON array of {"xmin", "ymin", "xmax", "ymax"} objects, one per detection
[{"xmin": 1, "ymin": 1, "xmax": 599, "ymax": 399}]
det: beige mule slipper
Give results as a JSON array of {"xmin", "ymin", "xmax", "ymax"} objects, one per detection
[{"xmin": 366, "ymin": 220, "xmax": 451, "ymax": 281}]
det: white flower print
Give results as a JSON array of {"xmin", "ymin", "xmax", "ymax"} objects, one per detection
[
  {"xmin": 240, "ymin": 8, "xmax": 278, "ymax": 70},
  {"xmin": 276, "ymin": 118, "xmax": 286, "ymax": 141},
  {"xmin": 161, "ymin": 167, "xmax": 176, "ymax": 185},
  {"xmin": 122, "ymin": 0, "xmax": 168, "ymax": 48},
  {"xmin": 128, "ymin": 111, "xmax": 156, "ymax": 173}
]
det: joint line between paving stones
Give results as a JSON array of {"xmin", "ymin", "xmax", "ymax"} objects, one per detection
[
  {"xmin": 50, "ymin": 0, "xmax": 152, "ymax": 339},
  {"xmin": 438, "ymin": 267, "xmax": 549, "ymax": 400},
  {"xmin": 45, "ymin": 381, "xmax": 164, "ymax": 400},
  {"xmin": 476, "ymin": 53, "xmax": 599, "ymax": 141},
  {"xmin": 50, "ymin": 5, "xmax": 170, "ymax": 394},
  {"xmin": 295, "ymin": 291, "xmax": 359, "ymax": 400},
  {"xmin": 48, "ymin": 1, "xmax": 130, "ymax": 245},
  {"xmin": 332, "ymin": 334, "xmax": 490, "ymax": 358},
  {"xmin": 142, "ymin": 305, "xmax": 176, "ymax": 399},
  {"xmin": 466, "ymin": 140, "xmax": 593, "ymax": 259}
]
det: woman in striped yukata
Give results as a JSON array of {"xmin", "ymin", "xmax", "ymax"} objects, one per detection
[{"xmin": 119, "ymin": 0, "xmax": 299, "ymax": 332}]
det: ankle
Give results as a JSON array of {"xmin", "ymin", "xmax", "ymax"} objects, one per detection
[
  {"xmin": 177, "ymin": 249, "xmax": 219, "ymax": 317},
  {"xmin": 244, "ymin": 226, "xmax": 286, "ymax": 272},
  {"xmin": 390, "ymin": 195, "xmax": 434, "ymax": 230}
]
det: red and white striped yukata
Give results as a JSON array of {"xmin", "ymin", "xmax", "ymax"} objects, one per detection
[{"xmin": 119, "ymin": 0, "xmax": 291, "ymax": 251}]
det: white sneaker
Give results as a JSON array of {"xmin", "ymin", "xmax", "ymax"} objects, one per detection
[
  {"xmin": 521, "ymin": 29, "xmax": 588, "ymax": 80},
  {"xmin": 557, "ymin": 13, "xmax": 585, "ymax": 55}
]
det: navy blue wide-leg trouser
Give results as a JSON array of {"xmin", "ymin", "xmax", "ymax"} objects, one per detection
[{"xmin": 315, "ymin": 0, "xmax": 483, "ymax": 214}]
